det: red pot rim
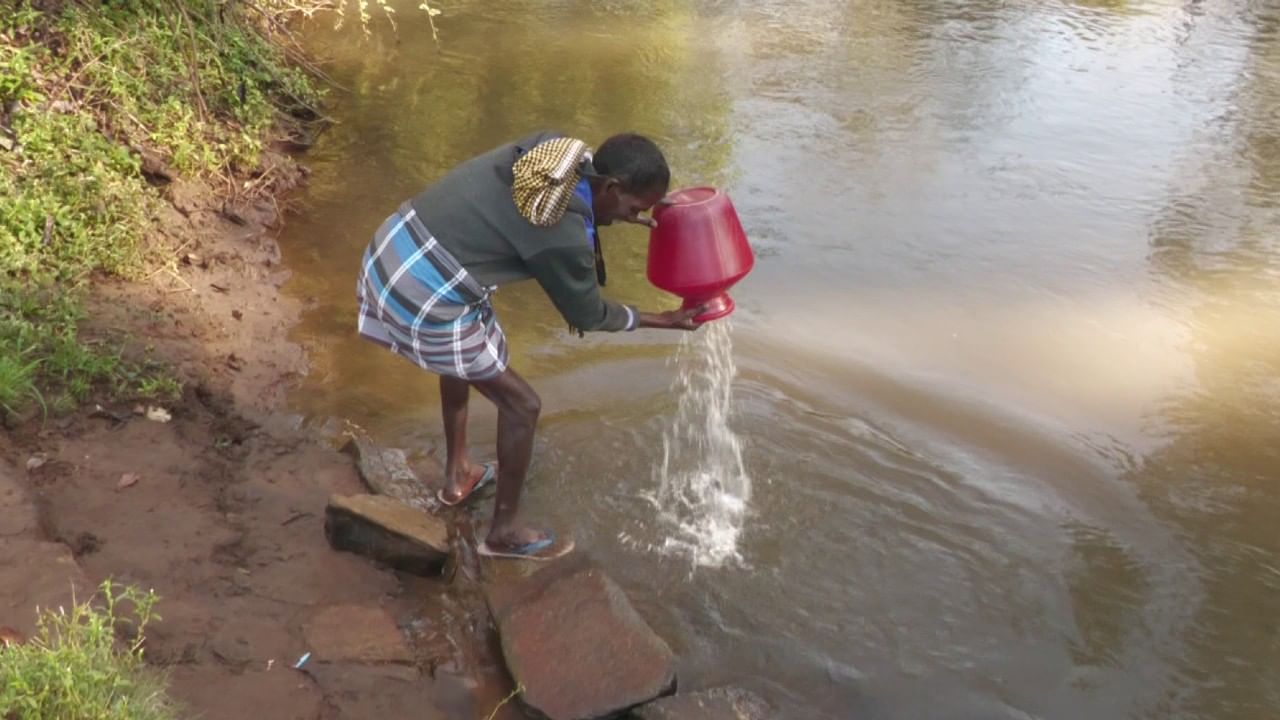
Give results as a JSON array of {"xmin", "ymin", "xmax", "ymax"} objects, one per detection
[{"xmin": 660, "ymin": 186, "xmax": 721, "ymax": 207}]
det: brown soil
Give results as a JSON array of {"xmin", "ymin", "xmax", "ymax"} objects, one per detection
[{"xmin": 0, "ymin": 155, "xmax": 525, "ymax": 719}]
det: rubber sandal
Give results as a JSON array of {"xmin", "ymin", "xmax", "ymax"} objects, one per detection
[
  {"xmin": 436, "ymin": 462, "xmax": 497, "ymax": 507},
  {"xmin": 478, "ymin": 532, "xmax": 575, "ymax": 562}
]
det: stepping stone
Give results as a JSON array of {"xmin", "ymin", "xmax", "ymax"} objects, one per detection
[
  {"xmin": 486, "ymin": 555, "xmax": 676, "ymax": 720},
  {"xmin": 304, "ymin": 662, "xmax": 447, "ymax": 719},
  {"xmin": 166, "ymin": 664, "xmax": 323, "ymax": 720},
  {"xmin": 632, "ymin": 686, "xmax": 775, "ymax": 720},
  {"xmin": 325, "ymin": 494, "xmax": 450, "ymax": 576},
  {"xmin": 303, "ymin": 604, "xmax": 412, "ymax": 664},
  {"xmin": 342, "ymin": 436, "xmax": 437, "ymax": 511}
]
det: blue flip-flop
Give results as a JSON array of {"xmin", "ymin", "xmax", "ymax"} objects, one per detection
[
  {"xmin": 478, "ymin": 532, "xmax": 575, "ymax": 562},
  {"xmin": 436, "ymin": 462, "xmax": 497, "ymax": 507}
]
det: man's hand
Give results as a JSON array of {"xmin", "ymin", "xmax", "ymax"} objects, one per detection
[
  {"xmin": 620, "ymin": 211, "xmax": 657, "ymax": 228},
  {"xmin": 622, "ymin": 197, "xmax": 673, "ymax": 228},
  {"xmin": 637, "ymin": 306, "xmax": 706, "ymax": 331}
]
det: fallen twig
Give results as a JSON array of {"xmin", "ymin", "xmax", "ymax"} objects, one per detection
[
  {"xmin": 483, "ymin": 684, "xmax": 525, "ymax": 720},
  {"xmin": 281, "ymin": 511, "xmax": 312, "ymax": 526},
  {"xmin": 242, "ymin": 1, "xmax": 351, "ymax": 94}
]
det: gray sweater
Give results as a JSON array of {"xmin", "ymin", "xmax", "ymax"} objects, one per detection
[{"xmin": 410, "ymin": 133, "xmax": 633, "ymax": 333}]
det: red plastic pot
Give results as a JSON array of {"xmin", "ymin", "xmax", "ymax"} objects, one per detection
[{"xmin": 648, "ymin": 187, "xmax": 755, "ymax": 322}]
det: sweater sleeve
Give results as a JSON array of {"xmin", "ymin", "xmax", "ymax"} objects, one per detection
[{"xmin": 523, "ymin": 244, "xmax": 634, "ymax": 332}]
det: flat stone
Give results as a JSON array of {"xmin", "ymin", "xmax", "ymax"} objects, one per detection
[
  {"xmin": 325, "ymin": 493, "xmax": 451, "ymax": 575},
  {"xmin": 342, "ymin": 436, "xmax": 436, "ymax": 511},
  {"xmin": 303, "ymin": 604, "xmax": 412, "ymax": 664},
  {"xmin": 632, "ymin": 687, "xmax": 775, "ymax": 720},
  {"xmin": 144, "ymin": 597, "xmax": 216, "ymax": 666},
  {"xmin": 305, "ymin": 662, "xmax": 446, "ymax": 719},
  {"xmin": 166, "ymin": 664, "xmax": 323, "ymax": 720},
  {"xmin": 315, "ymin": 416, "xmax": 353, "ymax": 443},
  {"xmin": 209, "ymin": 613, "xmax": 295, "ymax": 670},
  {"xmin": 487, "ymin": 555, "xmax": 676, "ymax": 720},
  {"xmin": 0, "ymin": 539, "xmax": 89, "ymax": 637}
]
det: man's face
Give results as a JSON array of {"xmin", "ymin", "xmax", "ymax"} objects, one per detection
[{"xmin": 595, "ymin": 181, "xmax": 667, "ymax": 227}]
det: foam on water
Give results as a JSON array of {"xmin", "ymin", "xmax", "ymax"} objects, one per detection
[{"xmin": 648, "ymin": 321, "xmax": 752, "ymax": 568}]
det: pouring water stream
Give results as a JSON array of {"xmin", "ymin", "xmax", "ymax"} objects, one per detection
[{"xmin": 646, "ymin": 321, "xmax": 752, "ymax": 568}]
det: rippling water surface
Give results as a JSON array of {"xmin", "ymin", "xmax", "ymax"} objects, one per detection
[{"xmin": 278, "ymin": 2, "xmax": 1280, "ymax": 717}]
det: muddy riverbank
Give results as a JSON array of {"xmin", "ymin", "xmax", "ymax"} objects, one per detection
[{"xmin": 0, "ymin": 164, "xmax": 527, "ymax": 718}]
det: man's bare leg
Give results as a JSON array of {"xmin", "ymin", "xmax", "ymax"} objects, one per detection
[
  {"xmin": 439, "ymin": 374, "xmax": 489, "ymax": 503},
  {"xmin": 470, "ymin": 367, "xmax": 546, "ymax": 548}
]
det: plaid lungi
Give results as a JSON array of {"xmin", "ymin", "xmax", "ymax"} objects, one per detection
[{"xmin": 356, "ymin": 202, "xmax": 509, "ymax": 380}]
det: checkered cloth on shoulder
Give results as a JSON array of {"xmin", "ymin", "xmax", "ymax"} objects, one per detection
[{"xmin": 512, "ymin": 137, "xmax": 594, "ymax": 227}]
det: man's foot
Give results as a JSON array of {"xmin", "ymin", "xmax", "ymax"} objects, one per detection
[
  {"xmin": 437, "ymin": 462, "xmax": 497, "ymax": 507},
  {"xmin": 480, "ymin": 527, "xmax": 574, "ymax": 561}
]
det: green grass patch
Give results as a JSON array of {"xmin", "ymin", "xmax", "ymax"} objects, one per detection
[
  {"xmin": 0, "ymin": 283, "xmax": 135, "ymax": 415},
  {"xmin": 0, "ymin": 0, "xmax": 323, "ymax": 418},
  {"xmin": 0, "ymin": 281, "xmax": 186, "ymax": 415},
  {"xmin": 0, "ymin": 580, "xmax": 175, "ymax": 720}
]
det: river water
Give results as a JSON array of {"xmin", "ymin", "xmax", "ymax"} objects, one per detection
[{"xmin": 278, "ymin": 2, "xmax": 1279, "ymax": 718}]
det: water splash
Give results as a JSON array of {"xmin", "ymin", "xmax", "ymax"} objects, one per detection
[{"xmin": 648, "ymin": 321, "xmax": 751, "ymax": 568}]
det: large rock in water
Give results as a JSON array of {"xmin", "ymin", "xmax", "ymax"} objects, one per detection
[
  {"xmin": 631, "ymin": 687, "xmax": 775, "ymax": 720},
  {"xmin": 324, "ymin": 494, "xmax": 450, "ymax": 576},
  {"xmin": 342, "ymin": 436, "xmax": 437, "ymax": 511},
  {"xmin": 486, "ymin": 555, "xmax": 677, "ymax": 720}
]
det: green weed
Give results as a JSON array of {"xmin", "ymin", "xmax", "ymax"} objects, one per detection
[
  {"xmin": 0, "ymin": 283, "xmax": 125, "ymax": 415},
  {"xmin": 54, "ymin": 0, "xmax": 319, "ymax": 177},
  {"xmin": 0, "ymin": 580, "xmax": 176, "ymax": 720},
  {"xmin": 137, "ymin": 374, "xmax": 183, "ymax": 402},
  {"xmin": 0, "ymin": 110, "xmax": 151, "ymax": 282},
  {"xmin": 0, "ymin": 0, "xmax": 322, "ymax": 416},
  {"xmin": 0, "ymin": 349, "xmax": 42, "ymax": 417}
]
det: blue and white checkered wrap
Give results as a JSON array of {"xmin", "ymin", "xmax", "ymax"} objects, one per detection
[{"xmin": 356, "ymin": 202, "xmax": 509, "ymax": 380}]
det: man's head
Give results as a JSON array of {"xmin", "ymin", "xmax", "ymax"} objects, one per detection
[{"xmin": 589, "ymin": 133, "xmax": 670, "ymax": 226}]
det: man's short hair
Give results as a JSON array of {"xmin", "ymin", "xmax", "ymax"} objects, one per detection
[{"xmin": 593, "ymin": 134, "xmax": 670, "ymax": 194}]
